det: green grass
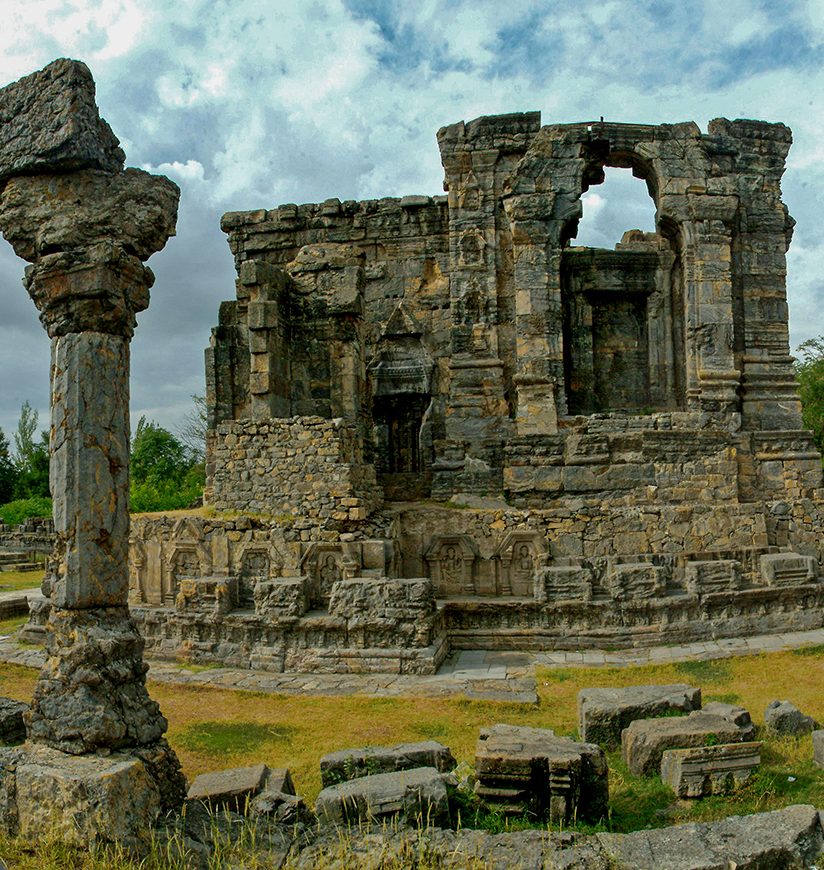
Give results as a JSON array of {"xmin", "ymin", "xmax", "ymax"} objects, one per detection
[
  {"xmin": 0, "ymin": 614, "xmax": 28, "ymax": 635},
  {"xmin": 176, "ymin": 721, "xmax": 298, "ymax": 757},
  {"xmin": 0, "ymin": 569, "xmax": 44, "ymax": 593},
  {"xmin": 673, "ymin": 658, "xmax": 734, "ymax": 684}
]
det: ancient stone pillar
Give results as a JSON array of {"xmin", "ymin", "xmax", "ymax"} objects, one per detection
[{"xmin": 0, "ymin": 59, "xmax": 185, "ymax": 843}]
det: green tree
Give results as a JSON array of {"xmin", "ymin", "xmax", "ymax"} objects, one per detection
[
  {"xmin": 11, "ymin": 402, "xmax": 49, "ymax": 499},
  {"xmin": 795, "ymin": 336, "xmax": 824, "ymax": 453},
  {"xmin": 0, "ymin": 427, "xmax": 17, "ymax": 505},
  {"xmin": 130, "ymin": 416, "xmax": 204, "ymax": 513},
  {"xmin": 178, "ymin": 394, "xmax": 208, "ymax": 461}
]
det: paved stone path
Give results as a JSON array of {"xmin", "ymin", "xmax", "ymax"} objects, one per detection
[{"xmin": 1, "ymin": 623, "xmax": 822, "ymax": 704}]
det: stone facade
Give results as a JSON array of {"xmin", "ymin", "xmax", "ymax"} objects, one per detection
[{"xmin": 113, "ymin": 111, "xmax": 824, "ymax": 672}]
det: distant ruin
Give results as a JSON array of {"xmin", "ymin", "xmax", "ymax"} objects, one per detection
[{"xmin": 125, "ymin": 112, "xmax": 824, "ymax": 673}]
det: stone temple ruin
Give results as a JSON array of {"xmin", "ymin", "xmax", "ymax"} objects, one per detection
[{"xmin": 120, "ymin": 111, "xmax": 824, "ymax": 675}]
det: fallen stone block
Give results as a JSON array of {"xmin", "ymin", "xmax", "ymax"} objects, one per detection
[
  {"xmin": 0, "ymin": 743, "xmax": 161, "ymax": 847},
  {"xmin": 319, "ymin": 740, "xmax": 456, "ymax": 787},
  {"xmin": 578, "ymin": 683, "xmax": 701, "ymax": 748},
  {"xmin": 622, "ymin": 711, "xmax": 751, "ymax": 777},
  {"xmin": 813, "ymin": 730, "xmax": 824, "ymax": 768},
  {"xmin": 314, "ymin": 766, "xmax": 449, "ymax": 827},
  {"xmin": 765, "ymin": 700, "xmax": 819, "ymax": 736},
  {"xmin": 474, "ymin": 724, "xmax": 608, "ymax": 824},
  {"xmin": 759, "ymin": 552, "xmax": 818, "ymax": 586},
  {"xmin": 0, "ymin": 699, "xmax": 28, "ymax": 745},
  {"xmin": 597, "ymin": 804, "xmax": 824, "ymax": 870},
  {"xmin": 700, "ymin": 701, "xmax": 754, "ymax": 733},
  {"xmin": 186, "ymin": 764, "xmax": 294, "ymax": 811},
  {"xmin": 660, "ymin": 742, "xmax": 761, "ymax": 797}
]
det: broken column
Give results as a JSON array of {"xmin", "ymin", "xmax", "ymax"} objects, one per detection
[{"xmin": 0, "ymin": 59, "xmax": 185, "ymax": 844}]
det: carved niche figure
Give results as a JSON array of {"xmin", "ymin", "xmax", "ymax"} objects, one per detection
[
  {"xmin": 299, "ymin": 543, "xmax": 358, "ymax": 610},
  {"xmin": 494, "ymin": 532, "xmax": 546, "ymax": 597},
  {"xmin": 424, "ymin": 535, "xmax": 479, "ymax": 597}
]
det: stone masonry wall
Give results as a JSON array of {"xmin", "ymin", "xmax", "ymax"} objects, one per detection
[{"xmin": 206, "ymin": 416, "xmax": 382, "ymax": 522}]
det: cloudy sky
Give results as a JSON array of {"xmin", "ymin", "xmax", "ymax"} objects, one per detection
[{"xmin": 1, "ymin": 0, "xmax": 823, "ymax": 443}]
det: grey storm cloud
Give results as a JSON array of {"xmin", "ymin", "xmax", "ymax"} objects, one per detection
[{"xmin": 1, "ymin": 0, "xmax": 823, "ymax": 440}]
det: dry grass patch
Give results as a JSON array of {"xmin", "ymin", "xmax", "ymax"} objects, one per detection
[{"xmin": 0, "ymin": 569, "xmax": 44, "ymax": 593}]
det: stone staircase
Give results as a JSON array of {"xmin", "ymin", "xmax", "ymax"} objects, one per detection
[{"xmin": 0, "ymin": 550, "xmax": 42, "ymax": 573}]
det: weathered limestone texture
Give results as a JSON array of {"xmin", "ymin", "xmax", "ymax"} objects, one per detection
[
  {"xmin": 660, "ymin": 742, "xmax": 761, "ymax": 797},
  {"xmin": 577, "ymin": 684, "xmax": 701, "ymax": 749},
  {"xmin": 813, "ymin": 730, "xmax": 824, "ymax": 768},
  {"xmin": 474, "ymin": 724, "xmax": 608, "ymax": 824},
  {"xmin": 0, "ymin": 58, "xmax": 184, "ymax": 843},
  {"xmin": 764, "ymin": 699, "xmax": 820, "ymax": 736},
  {"xmin": 186, "ymin": 764, "xmax": 294, "ymax": 811},
  {"xmin": 314, "ymin": 766, "xmax": 451, "ymax": 827},
  {"xmin": 622, "ymin": 711, "xmax": 755, "ymax": 777},
  {"xmin": 319, "ymin": 741, "xmax": 457, "ymax": 787},
  {"xmin": 0, "ymin": 699, "xmax": 27, "ymax": 745},
  {"xmin": 102, "ymin": 111, "xmax": 824, "ymax": 672}
]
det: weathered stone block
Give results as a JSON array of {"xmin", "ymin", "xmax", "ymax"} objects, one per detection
[
  {"xmin": 578, "ymin": 684, "xmax": 701, "ymax": 749},
  {"xmin": 319, "ymin": 741, "xmax": 456, "ymax": 787},
  {"xmin": 0, "ymin": 58, "xmax": 124, "ymax": 181},
  {"xmin": 314, "ymin": 766, "xmax": 449, "ymax": 827},
  {"xmin": 759, "ymin": 552, "xmax": 818, "ymax": 587},
  {"xmin": 660, "ymin": 742, "xmax": 761, "ymax": 797},
  {"xmin": 0, "ymin": 699, "xmax": 28, "ymax": 745},
  {"xmin": 474, "ymin": 724, "xmax": 608, "ymax": 824},
  {"xmin": 253, "ymin": 577, "xmax": 308, "ymax": 618},
  {"xmin": 684, "ymin": 559, "xmax": 742, "ymax": 594},
  {"xmin": 0, "ymin": 744, "xmax": 161, "ymax": 847},
  {"xmin": 764, "ymin": 700, "xmax": 819, "ymax": 736},
  {"xmin": 187, "ymin": 763, "xmax": 294, "ymax": 811},
  {"xmin": 606, "ymin": 563, "xmax": 666, "ymax": 601},
  {"xmin": 535, "ymin": 566, "xmax": 592, "ymax": 602},
  {"xmin": 701, "ymin": 701, "xmax": 754, "ymax": 731},
  {"xmin": 813, "ymin": 730, "xmax": 824, "ymax": 768},
  {"xmin": 622, "ymin": 711, "xmax": 751, "ymax": 777}
]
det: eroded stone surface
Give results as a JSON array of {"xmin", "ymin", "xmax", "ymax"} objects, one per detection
[
  {"xmin": 577, "ymin": 683, "xmax": 701, "ymax": 749},
  {"xmin": 314, "ymin": 766, "xmax": 450, "ymax": 827},
  {"xmin": 0, "ymin": 58, "xmax": 124, "ymax": 181},
  {"xmin": 660, "ymin": 742, "xmax": 761, "ymax": 798},
  {"xmin": 765, "ymin": 699, "xmax": 820, "ymax": 736},
  {"xmin": 813, "ymin": 730, "xmax": 824, "ymax": 768},
  {"xmin": 474, "ymin": 724, "xmax": 608, "ymax": 824},
  {"xmin": 622, "ymin": 711, "xmax": 752, "ymax": 777},
  {"xmin": 186, "ymin": 763, "xmax": 293, "ymax": 811},
  {"xmin": 320, "ymin": 741, "xmax": 457, "ymax": 787},
  {"xmin": 0, "ymin": 699, "xmax": 27, "ymax": 746}
]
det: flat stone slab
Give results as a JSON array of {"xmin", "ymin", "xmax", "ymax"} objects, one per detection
[
  {"xmin": 622, "ymin": 711, "xmax": 752, "ymax": 777},
  {"xmin": 0, "ymin": 743, "xmax": 160, "ymax": 847},
  {"xmin": 577, "ymin": 683, "xmax": 701, "ymax": 748},
  {"xmin": 320, "ymin": 740, "xmax": 456, "ymax": 787},
  {"xmin": 0, "ymin": 698, "xmax": 27, "ymax": 745},
  {"xmin": 813, "ymin": 730, "xmax": 824, "ymax": 768},
  {"xmin": 0, "ymin": 58, "xmax": 124, "ymax": 181},
  {"xmin": 660, "ymin": 742, "xmax": 761, "ymax": 797},
  {"xmin": 765, "ymin": 699, "xmax": 820, "ymax": 736},
  {"xmin": 187, "ymin": 764, "xmax": 294, "ymax": 810},
  {"xmin": 474, "ymin": 724, "xmax": 608, "ymax": 824},
  {"xmin": 597, "ymin": 804, "xmax": 824, "ymax": 870},
  {"xmin": 314, "ymin": 766, "xmax": 449, "ymax": 827}
]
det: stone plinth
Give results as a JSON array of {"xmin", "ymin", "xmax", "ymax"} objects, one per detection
[
  {"xmin": 314, "ymin": 766, "xmax": 450, "ymax": 827},
  {"xmin": 320, "ymin": 741, "xmax": 456, "ymax": 787},
  {"xmin": 577, "ymin": 684, "xmax": 701, "ymax": 749},
  {"xmin": 622, "ymin": 711, "xmax": 753, "ymax": 777},
  {"xmin": 660, "ymin": 742, "xmax": 761, "ymax": 797},
  {"xmin": 474, "ymin": 724, "xmax": 608, "ymax": 824},
  {"xmin": 0, "ymin": 744, "xmax": 162, "ymax": 847}
]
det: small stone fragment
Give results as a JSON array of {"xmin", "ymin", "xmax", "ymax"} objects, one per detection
[
  {"xmin": 186, "ymin": 763, "xmax": 287, "ymax": 811},
  {"xmin": 812, "ymin": 730, "xmax": 824, "ymax": 768}
]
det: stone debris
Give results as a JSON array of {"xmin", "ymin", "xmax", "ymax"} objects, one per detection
[
  {"xmin": 660, "ymin": 742, "xmax": 761, "ymax": 798},
  {"xmin": 314, "ymin": 766, "xmax": 450, "ymax": 827},
  {"xmin": 186, "ymin": 763, "xmax": 294, "ymax": 811},
  {"xmin": 319, "ymin": 740, "xmax": 456, "ymax": 787},
  {"xmin": 813, "ymin": 730, "xmax": 824, "ymax": 768},
  {"xmin": 474, "ymin": 724, "xmax": 608, "ymax": 824},
  {"xmin": 0, "ymin": 698, "xmax": 27, "ymax": 745},
  {"xmin": 764, "ymin": 699, "xmax": 820, "ymax": 736},
  {"xmin": 577, "ymin": 683, "xmax": 701, "ymax": 748},
  {"xmin": 622, "ymin": 711, "xmax": 752, "ymax": 777},
  {"xmin": 700, "ymin": 700, "xmax": 754, "ymax": 731}
]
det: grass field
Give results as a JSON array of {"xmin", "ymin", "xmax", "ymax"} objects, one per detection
[
  {"xmin": 0, "ymin": 570, "xmax": 43, "ymax": 594},
  {"xmin": 0, "ymin": 645, "xmax": 822, "ymax": 836}
]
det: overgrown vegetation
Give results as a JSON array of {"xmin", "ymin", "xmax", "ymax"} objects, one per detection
[{"xmin": 795, "ymin": 335, "xmax": 824, "ymax": 454}]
